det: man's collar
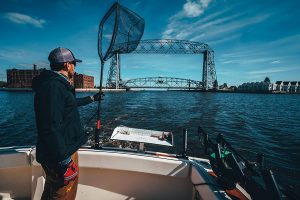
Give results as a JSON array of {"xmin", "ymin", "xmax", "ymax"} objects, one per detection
[{"xmin": 51, "ymin": 70, "xmax": 70, "ymax": 82}]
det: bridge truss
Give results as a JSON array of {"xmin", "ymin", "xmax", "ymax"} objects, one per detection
[
  {"xmin": 106, "ymin": 39, "xmax": 217, "ymax": 90},
  {"xmin": 125, "ymin": 77, "xmax": 202, "ymax": 89}
]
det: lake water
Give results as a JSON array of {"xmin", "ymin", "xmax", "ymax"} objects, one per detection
[{"xmin": 0, "ymin": 90, "xmax": 299, "ymax": 191}]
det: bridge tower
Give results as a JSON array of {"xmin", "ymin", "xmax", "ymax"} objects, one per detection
[
  {"xmin": 106, "ymin": 53, "xmax": 121, "ymax": 89},
  {"xmin": 202, "ymin": 50, "xmax": 217, "ymax": 90}
]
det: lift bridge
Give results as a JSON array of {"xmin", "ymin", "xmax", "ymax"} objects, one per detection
[
  {"xmin": 125, "ymin": 77, "xmax": 202, "ymax": 89},
  {"xmin": 106, "ymin": 39, "xmax": 217, "ymax": 90}
]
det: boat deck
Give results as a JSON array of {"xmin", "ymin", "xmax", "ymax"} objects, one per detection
[{"xmin": 0, "ymin": 146, "xmax": 229, "ymax": 200}]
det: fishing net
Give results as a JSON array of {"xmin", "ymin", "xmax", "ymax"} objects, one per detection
[
  {"xmin": 93, "ymin": 2, "xmax": 145, "ymax": 148},
  {"xmin": 98, "ymin": 2, "xmax": 145, "ymax": 62}
]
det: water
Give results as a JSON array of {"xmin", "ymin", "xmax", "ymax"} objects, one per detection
[{"xmin": 0, "ymin": 90, "xmax": 300, "ymax": 190}]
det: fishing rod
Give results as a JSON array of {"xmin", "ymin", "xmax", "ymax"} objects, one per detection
[
  {"xmin": 198, "ymin": 126, "xmax": 287, "ymax": 199},
  {"xmin": 94, "ymin": 61, "xmax": 105, "ymax": 148}
]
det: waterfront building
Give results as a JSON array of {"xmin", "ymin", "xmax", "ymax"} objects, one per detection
[
  {"xmin": 289, "ymin": 81, "xmax": 298, "ymax": 93},
  {"xmin": 6, "ymin": 65, "xmax": 44, "ymax": 88},
  {"xmin": 273, "ymin": 81, "xmax": 300, "ymax": 93},
  {"xmin": 282, "ymin": 81, "xmax": 291, "ymax": 92},
  {"xmin": 275, "ymin": 81, "xmax": 283, "ymax": 91},
  {"xmin": 7, "ymin": 66, "xmax": 94, "ymax": 89},
  {"xmin": 71, "ymin": 73, "xmax": 94, "ymax": 88},
  {"xmin": 297, "ymin": 83, "xmax": 300, "ymax": 93},
  {"xmin": 238, "ymin": 78, "xmax": 275, "ymax": 92}
]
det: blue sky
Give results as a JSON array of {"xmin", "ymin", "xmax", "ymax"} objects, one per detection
[{"xmin": 0, "ymin": 0, "xmax": 299, "ymax": 86}]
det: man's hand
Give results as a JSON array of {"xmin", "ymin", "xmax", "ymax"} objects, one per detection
[{"xmin": 91, "ymin": 92, "xmax": 105, "ymax": 101}]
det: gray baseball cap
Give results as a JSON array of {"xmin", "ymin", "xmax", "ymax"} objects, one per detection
[{"xmin": 48, "ymin": 47, "xmax": 82, "ymax": 64}]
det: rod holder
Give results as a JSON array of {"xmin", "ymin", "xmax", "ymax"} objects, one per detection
[
  {"xmin": 198, "ymin": 127, "xmax": 208, "ymax": 155},
  {"xmin": 182, "ymin": 129, "xmax": 188, "ymax": 158}
]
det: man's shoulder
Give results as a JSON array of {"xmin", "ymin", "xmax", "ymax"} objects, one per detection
[
  {"xmin": 43, "ymin": 77, "xmax": 67, "ymax": 89},
  {"xmin": 43, "ymin": 73, "xmax": 71, "ymax": 89}
]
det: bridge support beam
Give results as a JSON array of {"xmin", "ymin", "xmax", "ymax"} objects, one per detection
[
  {"xmin": 106, "ymin": 53, "xmax": 121, "ymax": 89},
  {"xmin": 202, "ymin": 50, "xmax": 217, "ymax": 90},
  {"xmin": 203, "ymin": 51, "xmax": 208, "ymax": 90}
]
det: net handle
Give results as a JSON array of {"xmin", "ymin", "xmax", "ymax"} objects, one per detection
[
  {"xmin": 98, "ymin": 2, "xmax": 120, "ymax": 62},
  {"xmin": 95, "ymin": 2, "xmax": 120, "ymax": 148}
]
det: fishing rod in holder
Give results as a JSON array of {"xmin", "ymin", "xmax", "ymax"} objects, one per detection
[
  {"xmin": 198, "ymin": 126, "xmax": 284, "ymax": 199},
  {"xmin": 181, "ymin": 128, "xmax": 188, "ymax": 158}
]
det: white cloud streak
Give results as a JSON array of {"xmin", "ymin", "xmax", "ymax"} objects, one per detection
[
  {"xmin": 165, "ymin": 11, "xmax": 271, "ymax": 41},
  {"xmin": 271, "ymin": 60, "xmax": 280, "ymax": 64},
  {"xmin": 219, "ymin": 34, "xmax": 300, "ymax": 65},
  {"xmin": 248, "ymin": 67, "xmax": 298, "ymax": 75},
  {"xmin": 3, "ymin": 12, "xmax": 46, "ymax": 28},
  {"xmin": 162, "ymin": 1, "xmax": 273, "ymax": 46},
  {"xmin": 163, "ymin": 0, "xmax": 215, "ymax": 39}
]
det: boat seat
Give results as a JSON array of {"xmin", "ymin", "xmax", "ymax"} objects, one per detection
[
  {"xmin": 0, "ymin": 147, "xmax": 32, "ymax": 200},
  {"xmin": 74, "ymin": 149, "xmax": 191, "ymax": 178}
]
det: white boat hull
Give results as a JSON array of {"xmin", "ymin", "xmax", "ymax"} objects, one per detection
[{"xmin": 0, "ymin": 146, "xmax": 236, "ymax": 200}]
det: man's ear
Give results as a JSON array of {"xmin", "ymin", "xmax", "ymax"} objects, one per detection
[{"xmin": 63, "ymin": 62, "xmax": 69, "ymax": 70}]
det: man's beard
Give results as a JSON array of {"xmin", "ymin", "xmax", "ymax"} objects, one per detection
[{"xmin": 68, "ymin": 71, "xmax": 74, "ymax": 79}]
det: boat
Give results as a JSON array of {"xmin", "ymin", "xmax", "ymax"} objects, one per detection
[
  {"xmin": 1, "ymin": 125, "xmax": 294, "ymax": 200},
  {"xmin": 2, "ymin": 0, "xmax": 299, "ymax": 198}
]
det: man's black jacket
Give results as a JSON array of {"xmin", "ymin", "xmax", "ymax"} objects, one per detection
[{"xmin": 32, "ymin": 70, "xmax": 91, "ymax": 166}]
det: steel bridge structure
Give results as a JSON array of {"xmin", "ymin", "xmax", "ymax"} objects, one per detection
[
  {"xmin": 106, "ymin": 39, "xmax": 217, "ymax": 90},
  {"xmin": 124, "ymin": 77, "xmax": 202, "ymax": 89}
]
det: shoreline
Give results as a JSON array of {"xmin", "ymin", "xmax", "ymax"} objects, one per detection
[
  {"xmin": 0, "ymin": 88, "xmax": 126, "ymax": 92},
  {"xmin": 0, "ymin": 87, "xmax": 299, "ymax": 94}
]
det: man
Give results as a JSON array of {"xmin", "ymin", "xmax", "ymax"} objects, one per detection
[{"xmin": 32, "ymin": 47, "xmax": 102, "ymax": 199}]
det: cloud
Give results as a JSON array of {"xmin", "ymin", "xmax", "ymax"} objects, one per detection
[
  {"xmin": 183, "ymin": 1, "xmax": 203, "ymax": 17},
  {"xmin": 163, "ymin": 0, "xmax": 214, "ymax": 39},
  {"xmin": 182, "ymin": 0, "xmax": 213, "ymax": 18},
  {"xmin": 162, "ymin": 1, "xmax": 274, "ymax": 46},
  {"xmin": 271, "ymin": 60, "xmax": 280, "ymax": 64},
  {"xmin": 248, "ymin": 67, "xmax": 298, "ymax": 75},
  {"xmin": 2, "ymin": 12, "xmax": 46, "ymax": 28},
  {"xmin": 219, "ymin": 34, "xmax": 300, "ymax": 67}
]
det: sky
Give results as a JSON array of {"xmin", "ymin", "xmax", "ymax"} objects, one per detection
[{"xmin": 0, "ymin": 0, "xmax": 300, "ymax": 86}]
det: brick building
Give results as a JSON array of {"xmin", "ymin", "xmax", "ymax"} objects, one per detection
[
  {"xmin": 71, "ymin": 73, "xmax": 94, "ymax": 88},
  {"xmin": 7, "ymin": 65, "xmax": 94, "ymax": 89},
  {"xmin": 6, "ymin": 65, "xmax": 44, "ymax": 88}
]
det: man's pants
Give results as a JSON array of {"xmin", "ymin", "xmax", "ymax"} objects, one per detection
[{"xmin": 41, "ymin": 152, "xmax": 79, "ymax": 200}]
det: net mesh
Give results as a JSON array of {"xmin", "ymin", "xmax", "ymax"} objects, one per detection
[{"xmin": 98, "ymin": 3, "xmax": 145, "ymax": 62}]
